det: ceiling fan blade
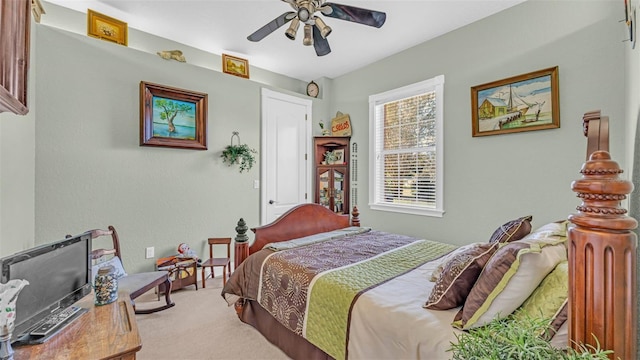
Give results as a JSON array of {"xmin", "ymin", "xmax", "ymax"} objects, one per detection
[
  {"xmin": 322, "ymin": 3, "xmax": 386, "ymax": 28},
  {"xmin": 280, "ymin": 0, "xmax": 297, "ymax": 10},
  {"xmin": 247, "ymin": 11, "xmax": 297, "ymax": 42},
  {"xmin": 312, "ymin": 25, "xmax": 331, "ymax": 56}
]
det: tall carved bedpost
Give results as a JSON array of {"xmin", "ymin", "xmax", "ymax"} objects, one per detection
[
  {"xmin": 568, "ymin": 111, "xmax": 637, "ymax": 359},
  {"xmin": 234, "ymin": 218, "xmax": 250, "ymax": 266}
]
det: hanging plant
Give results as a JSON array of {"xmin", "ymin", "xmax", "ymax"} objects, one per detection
[{"xmin": 221, "ymin": 132, "xmax": 257, "ymax": 173}]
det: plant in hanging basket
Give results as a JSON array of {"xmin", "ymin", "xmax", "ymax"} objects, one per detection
[{"xmin": 221, "ymin": 143, "xmax": 257, "ymax": 173}]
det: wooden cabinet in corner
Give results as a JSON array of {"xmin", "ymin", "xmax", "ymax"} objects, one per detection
[{"xmin": 314, "ymin": 136, "xmax": 350, "ymax": 214}]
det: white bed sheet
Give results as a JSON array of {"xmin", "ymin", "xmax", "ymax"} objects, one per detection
[{"xmin": 348, "ymin": 259, "xmax": 461, "ymax": 360}]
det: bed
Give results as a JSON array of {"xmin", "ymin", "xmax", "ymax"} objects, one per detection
[{"xmin": 221, "ymin": 111, "xmax": 637, "ymax": 360}]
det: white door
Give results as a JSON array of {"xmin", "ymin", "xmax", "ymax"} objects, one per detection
[{"xmin": 261, "ymin": 88, "xmax": 312, "ymax": 225}]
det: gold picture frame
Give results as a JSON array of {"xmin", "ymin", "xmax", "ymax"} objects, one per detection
[
  {"xmin": 87, "ymin": 9, "xmax": 128, "ymax": 46},
  {"xmin": 222, "ymin": 54, "xmax": 249, "ymax": 79},
  {"xmin": 471, "ymin": 66, "xmax": 560, "ymax": 137}
]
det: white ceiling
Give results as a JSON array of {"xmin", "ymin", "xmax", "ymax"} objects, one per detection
[{"xmin": 44, "ymin": 0, "xmax": 526, "ymax": 81}]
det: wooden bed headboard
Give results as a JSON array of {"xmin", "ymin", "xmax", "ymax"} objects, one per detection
[
  {"xmin": 249, "ymin": 204, "xmax": 358, "ymax": 254},
  {"xmin": 568, "ymin": 110, "xmax": 637, "ymax": 358},
  {"xmin": 233, "ymin": 204, "xmax": 359, "ymax": 266}
]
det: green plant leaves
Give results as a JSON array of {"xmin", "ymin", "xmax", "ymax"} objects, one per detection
[
  {"xmin": 221, "ymin": 144, "xmax": 257, "ymax": 173},
  {"xmin": 448, "ymin": 314, "xmax": 613, "ymax": 360}
]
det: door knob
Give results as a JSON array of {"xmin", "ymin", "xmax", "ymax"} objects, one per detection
[{"xmin": 269, "ymin": 200, "xmax": 275, "ymax": 204}]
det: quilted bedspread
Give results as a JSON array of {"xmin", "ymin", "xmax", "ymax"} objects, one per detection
[{"xmin": 223, "ymin": 228, "xmax": 457, "ymax": 360}]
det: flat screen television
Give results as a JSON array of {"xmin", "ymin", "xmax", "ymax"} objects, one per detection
[{"xmin": 0, "ymin": 231, "xmax": 92, "ymax": 344}]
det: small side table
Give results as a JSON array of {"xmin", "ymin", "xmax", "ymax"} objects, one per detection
[{"xmin": 157, "ymin": 258, "xmax": 198, "ymax": 295}]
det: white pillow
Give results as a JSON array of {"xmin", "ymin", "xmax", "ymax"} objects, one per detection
[{"xmin": 91, "ymin": 256, "xmax": 127, "ymax": 284}]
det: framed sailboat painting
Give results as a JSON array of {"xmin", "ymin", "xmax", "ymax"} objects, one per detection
[{"xmin": 471, "ymin": 66, "xmax": 560, "ymax": 137}]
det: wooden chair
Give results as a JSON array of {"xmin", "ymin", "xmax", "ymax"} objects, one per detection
[
  {"xmin": 88, "ymin": 226, "xmax": 175, "ymax": 314},
  {"xmin": 201, "ymin": 237, "xmax": 232, "ymax": 288}
]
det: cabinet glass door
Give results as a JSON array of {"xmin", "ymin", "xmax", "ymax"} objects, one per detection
[
  {"xmin": 319, "ymin": 170, "xmax": 330, "ymax": 209},
  {"xmin": 333, "ymin": 169, "xmax": 345, "ymax": 213}
]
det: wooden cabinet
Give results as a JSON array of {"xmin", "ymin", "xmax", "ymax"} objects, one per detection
[
  {"xmin": 0, "ymin": 0, "xmax": 31, "ymax": 115},
  {"xmin": 314, "ymin": 136, "xmax": 350, "ymax": 214}
]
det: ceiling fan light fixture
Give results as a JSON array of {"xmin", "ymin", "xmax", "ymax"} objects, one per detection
[
  {"xmin": 297, "ymin": 1, "xmax": 315, "ymax": 23},
  {"xmin": 314, "ymin": 17, "xmax": 332, "ymax": 38},
  {"xmin": 285, "ymin": 18, "xmax": 300, "ymax": 40},
  {"xmin": 303, "ymin": 24, "xmax": 313, "ymax": 46}
]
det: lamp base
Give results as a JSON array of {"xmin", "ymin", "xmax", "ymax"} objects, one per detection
[{"xmin": 0, "ymin": 333, "xmax": 14, "ymax": 360}]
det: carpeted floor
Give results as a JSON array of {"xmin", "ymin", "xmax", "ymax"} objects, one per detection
[{"xmin": 134, "ymin": 277, "xmax": 290, "ymax": 360}]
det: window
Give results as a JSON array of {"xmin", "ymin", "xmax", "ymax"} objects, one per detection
[{"xmin": 369, "ymin": 75, "xmax": 444, "ymax": 217}]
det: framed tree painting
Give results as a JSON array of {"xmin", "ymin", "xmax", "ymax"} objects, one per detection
[
  {"xmin": 140, "ymin": 81, "xmax": 208, "ymax": 150},
  {"xmin": 471, "ymin": 66, "xmax": 560, "ymax": 137}
]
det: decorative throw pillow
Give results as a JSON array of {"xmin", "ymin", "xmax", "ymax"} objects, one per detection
[
  {"xmin": 429, "ymin": 244, "xmax": 474, "ymax": 282},
  {"xmin": 489, "ymin": 215, "xmax": 533, "ymax": 244},
  {"xmin": 429, "ymin": 216, "xmax": 533, "ymax": 282},
  {"xmin": 424, "ymin": 242, "xmax": 497, "ymax": 310},
  {"xmin": 512, "ymin": 260, "xmax": 568, "ymax": 330},
  {"xmin": 453, "ymin": 231, "xmax": 567, "ymax": 330}
]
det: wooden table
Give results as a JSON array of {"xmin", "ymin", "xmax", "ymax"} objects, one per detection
[{"xmin": 14, "ymin": 291, "xmax": 141, "ymax": 360}]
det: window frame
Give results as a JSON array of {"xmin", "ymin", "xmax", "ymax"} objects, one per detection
[{"xmin": 368, "ymin": 75, "xmax": 445, "ymax": 217}]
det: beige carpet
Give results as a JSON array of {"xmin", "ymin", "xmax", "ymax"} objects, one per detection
[{"xmin": 133, "ymin": 277, "xmax": 290, "ymax": 360}]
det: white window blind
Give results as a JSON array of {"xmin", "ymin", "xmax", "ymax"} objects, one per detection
[{"xmin": 369, "ymin": 75, "xmax": 444, "ymax": 217}]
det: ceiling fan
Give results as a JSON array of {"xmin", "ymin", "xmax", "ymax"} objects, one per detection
[{"xmin": 247, "ymin": 0, "xmax": 386, "ymax": 56}]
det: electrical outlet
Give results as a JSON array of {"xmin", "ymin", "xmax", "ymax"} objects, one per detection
[
  {"xmin": 145, "ymin": 247, "xmax": 154, "ymax": 259},
  {"xmin": 253, "ymin": 180, "xmax": 260, "ymax": 189}
]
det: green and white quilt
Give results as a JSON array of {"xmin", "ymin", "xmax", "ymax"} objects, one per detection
[{"xmin": 255, "ymin": 229, "xmax": 456, "ymax": 360}]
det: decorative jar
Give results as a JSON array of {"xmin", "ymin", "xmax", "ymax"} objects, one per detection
[{"xmin": 94, "ymin": 265, "xmax": 118, "ymax": 306}]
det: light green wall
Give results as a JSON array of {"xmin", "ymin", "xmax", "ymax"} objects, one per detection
[
  {"xmin": 0, "ymin": 112, "xmax": 36, "ymax": 256},
  {"xmin": 0, "ymin": 0, "xmax": 635, "ymax": 275},
  {"xmin": 31, "ymin": 25, "xmax": 321, "ymax": 272},
  {"xmin": 329, "ymin": 0, "xmax": 625, "ymax": 245}
]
